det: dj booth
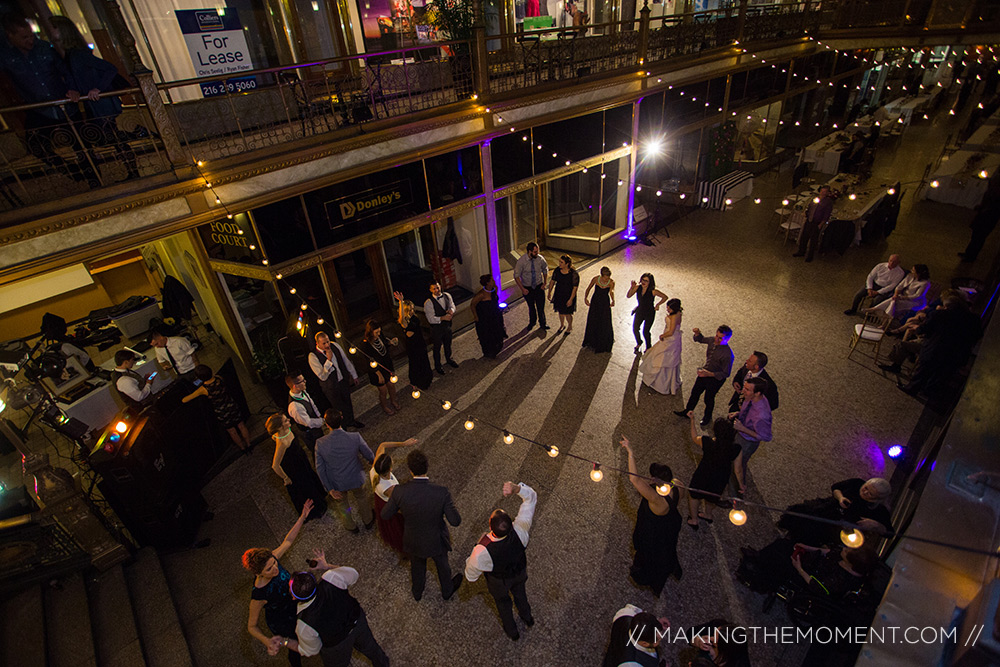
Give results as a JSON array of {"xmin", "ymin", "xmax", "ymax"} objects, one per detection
[{"xmin": 85, "ymin": 359, "xmax": 248, "ymax": 549}]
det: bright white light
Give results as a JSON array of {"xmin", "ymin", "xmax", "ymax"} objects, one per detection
[{"xmin": 645, "ymin": 138, "xmax": 664, "ymax": 157}]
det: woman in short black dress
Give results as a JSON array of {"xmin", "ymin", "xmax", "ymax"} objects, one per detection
[
  {"xmin": 583, "ymin": 266, "xmax": 615, "ymax": 352},
  {"xmin": 182, "ymin": 364, "xmax": 251, "ymax": 454},
  {"xmin": 395, "ymin": 292, "xmax": 433, "ymax": 390},
  {"xmin": 621, "ymin": 436, "xmax": 682, "ymax": 596},
  {"xmin": 470, "ymin": 274, "xmax": 506, "ymax": 358},
  {"xmin": 243, "ymin": 500, "xmax": 314, "ymax": 665},
  {"xmin": 686, "ymin": 415, "xmax": 740, "ymax": 528},
  {"xmin": 361, "ymin": 319, "xmax": 400, "ymax": 415},
  {"xmin": 265, "ymin": 413, "xmax": 327, "ymax": 521},
  {"xmin": 547, "ymin": 254, "xmax": 580, "ymax": 335}
]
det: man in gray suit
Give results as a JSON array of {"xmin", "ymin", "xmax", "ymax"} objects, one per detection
[{"xmin": 381, "ymin": 449, "xmax": 462, "ymax": 601}]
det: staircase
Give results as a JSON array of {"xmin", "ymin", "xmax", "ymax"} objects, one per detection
[{"xmin": 0, "ymin": 548, "xmax": 195, "ymax": 667}]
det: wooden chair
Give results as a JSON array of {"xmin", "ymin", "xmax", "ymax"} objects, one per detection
[{"xmin": 848, "ymin": 310, "xmax": 893, "ymax": 364}]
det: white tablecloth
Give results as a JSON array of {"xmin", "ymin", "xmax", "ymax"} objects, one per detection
[
  {"xmin": 963, "ymin": 116, "xmax": 1000, "ymax": 154},
  {"xmin": 883, "ymin": 94, "xmax": 934, "ymax": 124},
  {"xmin": 925, "ymin": 151, "xmax": 1000, "ymax": 209},
  {"xmin": 803, "ymin": 133, "xmax": 849, "ymax": 174},
  {"xmin": 60, "ymin": 354, "xmax": 175, "ymax": 431}
]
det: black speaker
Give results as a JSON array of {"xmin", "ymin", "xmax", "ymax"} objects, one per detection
[{"xmin": 97, "ymin": 480, "xmax": 206, "ymax": 549}]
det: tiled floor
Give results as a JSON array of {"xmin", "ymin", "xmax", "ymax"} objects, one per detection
[{"xmin": 4, "ymin": 104, "xmax": 995, "ymax": 666}]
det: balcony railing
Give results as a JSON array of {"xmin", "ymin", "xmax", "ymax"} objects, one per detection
[{"xmin": 0, "ymin": 0, "xmax": 985, "ymax": 218}]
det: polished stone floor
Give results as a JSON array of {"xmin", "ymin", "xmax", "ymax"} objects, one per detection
[{"xmin": 3, "ymin": 105, "xmax": 993, "ymax": 666}]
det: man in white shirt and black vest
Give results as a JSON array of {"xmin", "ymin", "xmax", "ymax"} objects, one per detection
[
  {"xmin": 286, "ymin": 552, "xmax": 389, "ymax": 667},
  {"xmin": 149, "ymin": 327, "xmax": 198, "ymax": 381},
  {"xmin": 423, "ymin": 281, "xmax": 459, "ymax": 375},
  {"xmin": 464, "ymin": 481, "xmax": 537, "ymax": 640},
  {"xmin": 308, "ymin": 331, "xmax": 363, "ymax": 429},
  {"xmin": 286, "ymin": 374, "xmax": 326, "ymax": 452},
  {"xmin": 112, "ymin": 349, "xmax": 154, "ymax": 409}
]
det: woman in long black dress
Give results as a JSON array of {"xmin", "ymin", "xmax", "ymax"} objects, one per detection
[
  {"xmin": 583, "ymin": 266, "xmax": 615, "ymax": 352},
  {"xmin": 686, "ymin": 415, "xmax": 740, "ymax": 528},
  {"xmin": 182, "ymin": 364, "xmax": 251, "ymax": 454},
  {"xmin": 621, "ymin": 436, "xmax": 682, "ymax": 595},
  {"xmin": 395, "ymin": 292, "xmax": 432, "ymax": 390},
  {"xmin": 265, "ymin": 413, "xmax": 327, "ymax": 521},
  {"xmin": 243, "ymin": 500, "xmax": 314, "ymax": 666},
  {"xmin": 547, "ymin": 255, "xmax": 580, "ymax": 334},
  {"xmin": 361, "ymin": 319, "xmax": 400, "ymax": 415},
  {"xmin": 470, "ymin": 274, "xmax": 506, "ymax": 358},
  {"xmin": 626, "ymin": 273, "xmax": 668, "ymax": 354}
]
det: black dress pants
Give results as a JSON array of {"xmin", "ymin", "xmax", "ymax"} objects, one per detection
[
  {"xmin": 410, "ymin": 552, "xmax": 454, "ymax": 599},
  {"xmin": 320, "ymin": 377, "xmax": 356, "ymax": 425},
  {"xmin": 848, "ymin": 282, "xmax": 887, "ymax": 313},
  {"xmin": 430, "ymin": 322, "xmax": 453, "ymax": 369},
  {"xmin": 485, "ymin": 569, "xmax": 533, "ymax": 637},
  {"xmin": 632, "ymin": 311, "xmax": 654, "ymax": 348},
  {"xmin": 524, "ymin": 286, "xmax": 547, "ymax": 327},
  {"xmin": 684, "ymin": 376, "xmax": 726, "ymax": 421},
  {"xmin": 796, "ymin": 220, "xmax": 821, "ymax": 260},
  {"xmin": 317, "ymin": 609, "xmax": 389, "ymax": 667}
]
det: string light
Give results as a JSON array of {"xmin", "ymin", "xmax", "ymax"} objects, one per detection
[
  {"xmin": 656, "ymin": 481, "xmax": 672, "ymax": 496},
  {"xmin": 348, "ymin": 346, "xmax": 357, "ymax": 354},
  {"xmin": 841, "ymin": 529, "xmax": 864, "ymax": 548},
  {"xmin": 930, "ymin": 180, "xmax": 940, "ymax": 188},
  {"xmin": 547, "ymin": 445, "xmax": 559, "ymax": 458},
  {"xmin": 503, "ymin": 431, "xmax": 514, "ymax": 444},
  {"xmin": 729, "ymin": 508, "xmax": 748, "ymax": 526},
  {"xmin": 464, "ymin": 417, "xmax": 476, "ymax": 430},
  {"xmin": 411, "ymin": 389, "xmax": 421, "ymax": 399},
  {"xmin": 442, "ymin": 400, "xmax": 452, "ymax": 410},
  {"xmin": 334, "ymin": 331, "xmax": 342, "ymax": 338},
  {"xmin": 317, "ymin": 318, "xmax": 324, "ymax": 324},
  {"xmin": 590, "ymin": 464, "xmax": 603, "ymax": 482},
  {"xmin": 369, "ymin": 360, "xmax": 378, "ymax": 368},
  {"xmin": 389, "ymin": 374, "xmax": 398, "ymax": 384}
]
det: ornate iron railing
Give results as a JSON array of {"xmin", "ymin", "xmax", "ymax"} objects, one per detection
[{"xmin": 0, "ymin": 93, "xmax": 170, "ymax": 212}]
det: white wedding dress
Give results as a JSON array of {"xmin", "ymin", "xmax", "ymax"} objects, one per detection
[{"xmin": 640, "ymin": 318, "xmax": 683, "ymax": 395}]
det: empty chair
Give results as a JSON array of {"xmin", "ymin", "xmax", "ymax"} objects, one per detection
[{"xmin": 848, "ymin": 311, "xmax": 893, "ymax": 364}]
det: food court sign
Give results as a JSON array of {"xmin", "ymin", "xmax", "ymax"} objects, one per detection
[{"xmin": 176, "ymin": 9, "xmax": 255, "ymax": 95}]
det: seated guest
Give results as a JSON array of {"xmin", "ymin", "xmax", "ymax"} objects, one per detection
[
  {"xmin": 898, "ymin": 289, "xmax": 982, "ymax": 396},
  {"xmin": 866, "ymin": 264, "xmax": 930, "ymax": 321},
  {"xmin": 678, "ymin": 620, "xmax": 751, "ymax": 667},
  {"xmin": 738, "ymin": 538, "xmax": 878, "ymax": 600},
  {"xmin": 112, "ymin": 349, "xmax": 154, "ymax": 408},
  {"xmin": 844, "ymin": 254, "xmax": 906, "ymax": 315},
  {"xmin": 777, "ymin": 477, "xmax": 892, "ymax": 546}
]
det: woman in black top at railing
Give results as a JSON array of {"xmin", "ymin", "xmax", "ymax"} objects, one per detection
[{"xmin": 49, "ymin": 16, "xmax": 140, "ymax": 181}]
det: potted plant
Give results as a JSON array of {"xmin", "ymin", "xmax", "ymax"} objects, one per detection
[{"xmin": 426, "ymin": 0, "xmax": 477, "ymax": 96}]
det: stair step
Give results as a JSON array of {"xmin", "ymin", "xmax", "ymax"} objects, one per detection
[
  {"xmin": 0, "ymin": 585, "xmax": 46, "ymax": 667},
  {"xmin": 43, "ymin": 573, "xmax": 98, "ymax": 667},
  {"xmin": 123, "ymin": 548, "xmax": 193, "ymax": 667},
  {"xmin": 86, "ymin": 566, "xmax": 147, "ymax": 667}
]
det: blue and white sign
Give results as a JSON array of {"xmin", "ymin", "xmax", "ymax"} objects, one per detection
[{"xmin": 175, "ymin": 9, "xmax": 254, "ymax": 79}]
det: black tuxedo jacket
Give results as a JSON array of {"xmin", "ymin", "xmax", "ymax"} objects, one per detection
[
  {"xmin": 381, "ymin": 478, "xmax": 461, "ymax": 558},
  {"xmin": 729, "ymin": 366, "xmax": 779, "ymax": 412}
]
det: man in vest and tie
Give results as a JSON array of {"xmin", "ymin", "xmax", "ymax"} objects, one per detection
[
  {"xmin": 286, "ymin": 374, "xmax": 326, "ymax": 453},
  {"xmin": 287, "ymin": 551, "xmax": 389, "ymax": 667},
  {"xmin": 112, "ymin": 349, "xmax": 154, "ymax": 409},
  {"xmin": 423, "ymin": 281, "xmax": 459, "ymax": 375},
  {"xmin": 464, "ymin": 481, "xmax": 537, "ymax": 640},
  {"xmin": 513, "ymin": 242, "xmax": 549, "ymax": 331},
  {"xmin": 309, "ymin": 331, "xmax": 363, "ymax": 429},
  {"xmin": 149, "ymin": 327, "xmax": 198, "ymax": 381}
]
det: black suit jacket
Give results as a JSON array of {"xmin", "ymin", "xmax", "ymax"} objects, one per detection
[
  {"xmin": 728, "ymin": 367, "xmax": 779, "ymax": 412},
  {"xmin": 381, "ymin": 478, "xmax": 461, "ymax": 558}
]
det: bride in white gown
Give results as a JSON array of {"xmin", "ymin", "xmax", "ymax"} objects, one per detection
[{"xmin": 640, "ymin": 298, "xmax": 683, "ymax": 395}]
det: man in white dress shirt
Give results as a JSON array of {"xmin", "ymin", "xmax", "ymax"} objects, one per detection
[
  {"xmin": 309, "ymin": 332, "xmax": 363, "ymax": 429},
  {"xmin": 286, "ymin": 374, "xmax": 326, "ymax": 452},
  {"xmin": 149, "ymin": 327, "xmax": 197, "ymax": 381},
  {"xmin": 112, "ymin": 349, "xmax": 154, "ymax": 408},
  {"xmin": 464, "ymin": 481, "xmax": 537, "ymax": 640},
  {"xmin": 844, "ymin": 254, "xmax": 905, "ymax": 315},
  {"xmin": 513, "ymin": 242, "xmax": 549, "ymax": 331},
  {"xmin": 424, "ymin": 281, "xmax": 459, "ymax": 375}
]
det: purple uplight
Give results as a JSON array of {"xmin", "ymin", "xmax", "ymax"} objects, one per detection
[
  {"xmin": 887, "ymin": 445, "xmax": 905, "ymax": 459},
  {"xmin": 499, "ymin": 302, "xmax": 508, "ymax": 308}
]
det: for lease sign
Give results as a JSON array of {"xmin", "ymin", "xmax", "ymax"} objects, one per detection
[{"xmin": 176, "ymin": 9, "xmax": 254, "ymax": 78}]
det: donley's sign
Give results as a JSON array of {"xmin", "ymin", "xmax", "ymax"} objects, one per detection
[{"xmin": 327, "ymin": 181, "xmax": 413, "ymax": 226}]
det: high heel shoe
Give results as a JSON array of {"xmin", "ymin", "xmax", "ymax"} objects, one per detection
[{"xmin": 634, "ymin": 345, "xmax": 642, "ymax": 354}]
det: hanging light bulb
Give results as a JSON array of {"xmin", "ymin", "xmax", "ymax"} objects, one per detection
[
  {"xmin": 679, "ymin": 193, "xmax": 686, "ymax": 199},
  {"xmin": 300, "ymin": 303, "xmax": 307, "ymax": 310},
  {"xmin": 753, "ymin": 198, "xmax": 761, "ymax": 204},
  {"xmin": 464, "ymin": 417, "xmax": 475, "ymax": 431},
  {"xmin": 849, "ymin": 193, "xmax": 857, "ymax": 201},
  {"xmin": 841, "ymin": 529, "xmax": 864, "ymax": 548},
  {"xmin": 979, "ymin": 170, "xmax": 990, "ymax": 179},
  {"xmin": 411, "ymin": 389, "xmax": 421, "ymax": 399},
  {"xmin": 289, "ymin": 288, "xmax": 297, "ymax": 294},
  {"xmin": 317, "ymin": 318, "xmax": 324, "ymax": 324},
  {"xmin": 887, "ymin": 188, "xmax": 896, "ymax": 195},
  {"xmin": 724, "ymin": 198, "xmax": 733, "ymax": 206},
  {"xmin": 813, "ymin": 197, "xmax": 821, "ymax": 204},
  {"xmin": 369, "ymin": 360, "xmax": 378, "ymax": 368},
  {"xmin": 276, "ymin": 273, "xmax": 283, "ymax": 280},
  {"xmin": 442, "ymin": 400, "xmax": 452, "ymax": 410},
  {"xmin": 590, "ymin": 464, "xmax": 603, "ymax": 482},
  {"xmin": 930, "ymin": 180, "xmax": 940, "ymax": 188},
  {"xmin": 333, "ymin": 331, "xmax": 342, "ymax": 338},
  {"xmin": 262, "ymin": 259, "xmax": 269, "ymax": 265},
  {"xmin": 503, "ymin": 431, "xmax": 514, "ymax": 445},
  {"xmin": 655, "ymin": 190, "xmax": 662, "ymax": 197},
  {"xmin": 636, "ymin": 185, "xmax": 642, "ymax": 192},
  {"xmin": 547, "ymin": 445, "xmax": 559, "ymax": 458},
  {"xmin": 782, "ymin": 199, "xmax": 789, "ymax": 206},
  {"xmin": 729, "ymin": 508, "xmax": 747, "ymax": 525},
  {"xmin": 348, "ymin": 346, "xmax": 357, "ymax": 354},
  {"xmin": 656, "ymin": 481, "xmax": 672, "ymax": 496},
  {"xmin": 389, "ymin": 375, "xmax": 398, "ymax": 384}
]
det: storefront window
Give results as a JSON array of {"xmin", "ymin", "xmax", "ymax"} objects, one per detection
[
  {"xmin": 198, "ymin": 212, "xmax": 264, "ymax": 265},
  {"xmin": 495, "ymin": 189, "xmax": 537, "ymax": 284},
  {"xmin": 252, "ymin": 196, "xmax": 316, "ymax": 265},
  {"xmin": 280, "ymin": 266, "xmax": 330, "ymax": 318},
  {"xmin": 432, "ymin": 207, "xmax": 488, "ymax": 304},
  {"xmin": 426, "ymin": 146, "xmax": 484, "ymax": 209},
  {"xmin": 222, "ymin": 272, "xmax": 284, "ymax": 350},
  {"xmin": 733, "ymin": 101, "xmax": 781, "ymax": 166},
  {"xmin": 329, "ymin": 251, "xmax": 382, "ymax": 323},
  {"xmin": 546, "ymin": 168, "xmax": 602, "ymax": 239},
  {"xmin": 491, "ymin": 131, "xmax": 534, "ymax": 189},
  {"xmin": 383, "ymin": 227, "xmax": 435, "ymax": 303},
  {"xmin": 599, "ymin": 157, "xmax": 629, "ymax": 235}
]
